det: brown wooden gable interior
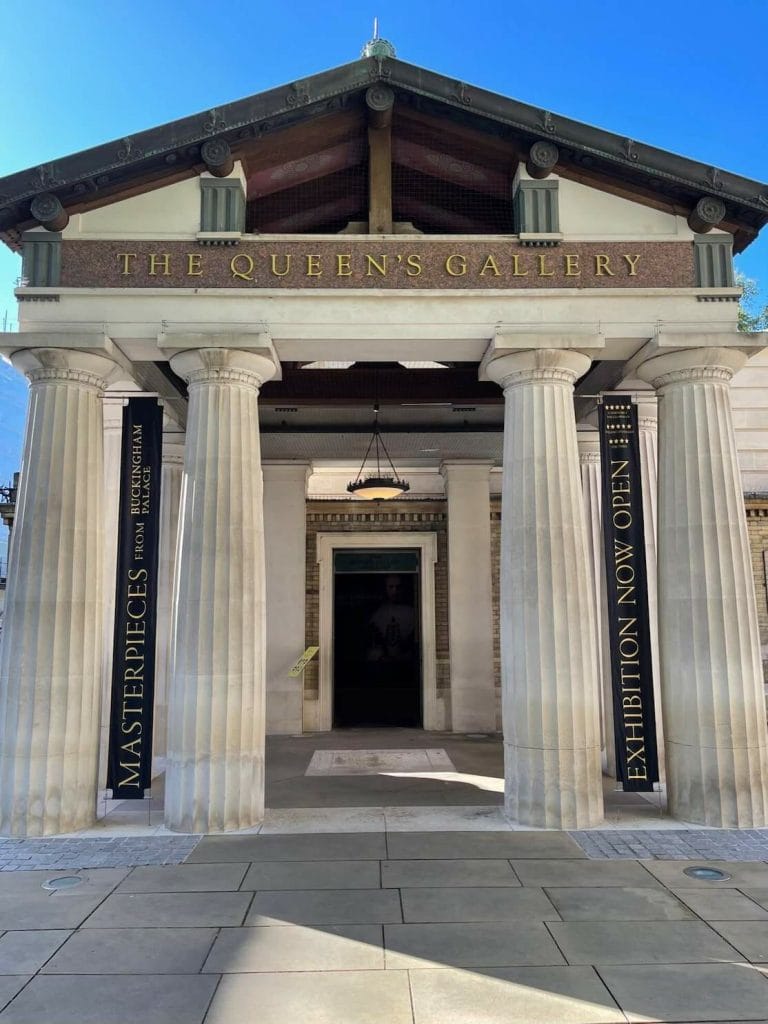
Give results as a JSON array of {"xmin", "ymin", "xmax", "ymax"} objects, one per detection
[{"xmin": 241, "ymin": 97, "xmax": 519, "ymax": 234}]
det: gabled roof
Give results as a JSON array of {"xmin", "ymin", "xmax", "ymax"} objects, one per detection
[{"xmin": 1, "ymin": 55, "xmax": 766, "ymax": 250}]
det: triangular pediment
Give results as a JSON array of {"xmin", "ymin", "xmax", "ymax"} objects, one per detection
[{"xmin": 1, "ymin": 56, "xmax": 766, "ymax": 249}]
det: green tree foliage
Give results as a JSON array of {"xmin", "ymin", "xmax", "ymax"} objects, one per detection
[{"xmin": 737, "ymin": 272, "xmax": 768, "ymax": 332}]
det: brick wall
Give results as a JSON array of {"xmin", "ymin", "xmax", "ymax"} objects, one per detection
[{"xmin": 303, "ymin": 500, "xmax": 450, "ymax": 708}]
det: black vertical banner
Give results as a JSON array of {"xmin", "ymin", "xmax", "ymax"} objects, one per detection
[
  {"xmin": 598, "ymin": 396, "xmax": 659, "ymax": 791},
  {"xmin": 107, "ymin": 398, "xmax": 163, "ymax": 798}
]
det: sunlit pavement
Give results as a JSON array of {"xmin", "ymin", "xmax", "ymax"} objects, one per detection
[{"xmin": 1, "ymin": 732, "xmax": 768, "ymax": 1021}]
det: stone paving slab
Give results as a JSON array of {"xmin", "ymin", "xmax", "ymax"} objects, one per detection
[
  {"xmin": 671, "ymin": 888, "xmax": 768, "ymax": 920},
  {"xmin": 400, "ymin": 885, "xmax": 559, "ymax": 923},
  {"xmin": 641, "ymin": 860, "xmax": 768, "ymax": 889},
  {"xmin": 0, "ymin": 894, "xmax": 106, "ymax": 931},
  {"xmin": 381, "ymin": 857, "xmax": 520, "ymax": 887},
  {"xmin": 41, "ymin": 928, "xmax": 218, "ymax": 975},
  {"xmin": 386, "ymin": 830, "xmax": 584, "ymax": 860},
  {"xmin": 408, "ymin": 966, "xmax": 624, "ymax": 1024},
  {"xmin": 246, "ymin": 888, "xmax": 402, "ymax": 925},
  {"xmin": 241, "ymin": 859, "xmax": 382, "ymax": 890},
  {"xmin": 203, "ymin": 924, "xmax": 385, "ymax": 973},
  {"xmin": 82, "ymin": 891, "xmax": 252, "ymax": 929},
  {"xmin": 384, "ymin": 921, "xmax": 566, "ymax": 969},
  {"xmin": 0, "ymin": 931, "xmax": 70, "ymax": 974},
  {"xmin": 511, "ymin": 859, "xmax": 660, "ymax": 888},
  {"xmin": 706, "ymin": 920, "xmax": 768, "ymax": 961},
  {"xmin": 189, "ymin": 832, "xmax": 387, "ymax": 862},
  {"xmin": 0, "ymin": 868, "xmax": 128, "ymax": 895},
  {"xmin": 0, "ymin": 980, "xmax": 30, "ymax": 1016},
  {"xmin": 205, "ymin": 970, "xmax": 413, "ymax": 1024},
  {"xmin": 549, "ymin": 920, "xmax": 745, "ymax": 965},
  {"xmin": 0, "ymin": 974, "xmax": 219, "ymax": 1024},
  {"xmin": 116, "ymin": 863, "xmax": 248, "ymax": 892},
  {"xmin": 598, "ymin": 962, "xmax": 768, "ymax": 1022},
  {"xmin": 544, "ymin": 886, "xmax": 693, "ymax": 921}
]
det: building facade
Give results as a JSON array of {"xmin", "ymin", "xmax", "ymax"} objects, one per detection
[{"xmin": 1, "ymin": 49, "xmax": 768, "ymax": 836}]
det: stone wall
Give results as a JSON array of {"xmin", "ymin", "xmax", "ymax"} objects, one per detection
[
  {"xmin": 303, "ymin": 500, "xmax": 450, "ymax": 722},
  {"xmin": 745, "ymin": 495, "xmax": 768, "ymax": 691}
]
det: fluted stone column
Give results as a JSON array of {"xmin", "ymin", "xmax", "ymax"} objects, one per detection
[
  {"xmin": 263, "ymin": 462, "xmax": 309, "ymax": 735},
  {"xmin": 441, "ymin": 460, "xmax": 496, "ymax": 732},
  {"xmin": 577, "ymin": 427, "xmax": 615, "ymax": 777},
  {"xmin": 165, "ymin": 348, "xmax": 278, "ymax": 833},
  {"xmin": 637, "ymin": 346, "xmax": 768, "ymax": 826},
  {"xmin": 0, "ymin": 347, "xmax": 117, "ymax": 835},
  {"xmin": 97, "ymin": 397, "xmax": 127, "ymax": 791},
  {"xmin": 153, "ymin": 441, "xmax": 184, "ymax": 771},
  {"xmin": 636, "ymin": 396, "xmax": 665, "ymax": 785},
  {"xmin": 486, "ymin": 350, "xmax": 603, "ymax": 828}
]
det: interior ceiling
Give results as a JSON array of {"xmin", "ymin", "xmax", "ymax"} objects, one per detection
[{"xmin": 242, "ymin": 104, "xmax": 518, "ymax": 234}]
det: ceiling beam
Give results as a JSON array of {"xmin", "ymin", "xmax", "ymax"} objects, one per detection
[
  {"xmin": 392, "ymin": 138, "xmax": 509, "ymax": 197},
  {"xmin": 247, "ymin": 139, "xmax": 366, "ymax": 198},
  {"xmin": 366, "ymin": 86, "xmax": 394, "ymax": 233}
]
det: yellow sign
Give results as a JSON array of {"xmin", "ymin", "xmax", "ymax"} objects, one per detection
[{"xmin": 288, "ymin": 646, "xmax": 319, "ymax": 677}]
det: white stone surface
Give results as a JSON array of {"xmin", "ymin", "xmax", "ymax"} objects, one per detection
[
  {"xmin": 152, "ymin": 441, "xmax": 184, "ymax": 770},
  {"xmin": 577, "ymin": 427, "xmax": 615, "ymax": 777},
  {"xmin": 638, "ymin": 346, "xmax": 768, "ymax": 827},
  {"xmin": 636, "ymin": 396, "xmax": 666, "ymax": 785},
  {"xmin": 164, "ymin": 347, "xmax": 278, "ymax": 833},
  {"xmin": 486, "ymin": 349, "xmax": 604, "ymax": 829},
  {"xmin": 440, "ymin": 461, "xmax": 496, "ymax": 732},
  {"xmin": 305, "ymin": 749, "xmax": 455, "ymax": 776},
  {"xmin": 0, "ymin": 347, "xmax": 118, "ymax": 835},
  {"xmin": 263, "ymin": 462, "xmax": 309, "ymax": 734},
  {"xmin": 96, "ymin": 396, "xmax": 127, "ymax": 791}
]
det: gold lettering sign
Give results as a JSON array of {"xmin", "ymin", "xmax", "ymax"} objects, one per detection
[{"xmin": 59, "ymin": 240, "xmax": 694, "ymax": 290}]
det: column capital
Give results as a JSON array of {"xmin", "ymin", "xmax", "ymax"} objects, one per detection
[
  {"xmin": 484, "ymin": 349, "xmax": 592, "ymax": 391},
  {"xmin": 262, "ymin": 462, "xmax": 311, "ymax": 484},
  {"xmin": 170, "ymin": 347, "xmax": 279, "ymax": 390},
  {"xmin": 636, "ymin": 346, "xmax": 749, "ymax": 392},
  {"xmin": 576, "ymin": 425, "xmax": 601, "ymax": 464},
  {"xmin": 439, "ymin": 459, "xmax": 494, "ymax": 481},
  {"xmin": 9, "ymin": 347, "xmax": 119, "ymax": 390},
  {"xmin": 161, "ymin": 442, "xmax": 186, "ymax": 468}
]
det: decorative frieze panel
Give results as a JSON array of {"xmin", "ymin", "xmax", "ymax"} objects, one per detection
[
  {"xmin": 694, "ymin": 232, "xmax": 734, "ymax": 288},
  {"xmin": 21, "ymin": 231, "xmax": 61, "ymax": 286},
  {"xmin": 199, "ymin": 177, "xmax": 245, "ymax": 234},
  {"xmin": 513, "ymin": 179, "xmax": 559, "ymax": 235}
]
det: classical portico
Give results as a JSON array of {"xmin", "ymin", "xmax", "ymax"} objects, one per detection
[{"xmin": 1, "ymin": 47, "xmax": 768, "ymax": 835}]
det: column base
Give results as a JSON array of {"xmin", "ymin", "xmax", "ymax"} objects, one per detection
[
  {"xmin": 164, "ymin": 756, "xmax": 265, "ymax": 834},
  {"xmin": 504, "ymin": 742, "xmax": 604, "ymax": 829},
  {"xmin": 666, "ymin": 740, "xmax": 768, "ymax": 828}
]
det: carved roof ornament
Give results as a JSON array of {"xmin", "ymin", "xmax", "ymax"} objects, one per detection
[
  {"xmin": 365, "ymin": 84, "xmax": 395, "ymax": 128},
  {"xmin": 361, "ymin": 17, "xmax": 396, "ymax": 58},
  {"xmin": 203, "ymin": 109, "xmax": 226, "ymax": 135},
  {"xmin": 623, "ymin": 138, "xmax": 639, "ymax": 161},
  {"xmin": 688, "ymin": 195, "xmax": 727, "ymax": 233},
  {"xmin": 540, "ymin": 110, "xmax": 556, "ymax": 134},
  {"xmin": 117, "ymin": 137, "xmax": 143, "ymax": 162},
  {"xmin": 29, "ymin": 193, "xmax": 68, "ymax": 232},
  {"xmin": 201, "ymin": 139, "xmax": 235, "ymax": 178},
  {"xmin": 527, "ymin": 141, "xmax": 559, "ymax": 179}
]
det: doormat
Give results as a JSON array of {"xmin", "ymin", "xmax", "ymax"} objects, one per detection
[{"xmin": 306, "ymin": 749, "xmax": 456, "ymax": 776}]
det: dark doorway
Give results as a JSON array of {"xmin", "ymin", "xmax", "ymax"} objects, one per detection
[{"xmin": 333, "ymin": 550, "xmax": 421, "ymax": 727}]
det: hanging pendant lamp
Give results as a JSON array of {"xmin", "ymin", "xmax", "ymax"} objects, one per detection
[{"xmin": 347, "ymin": 403, "xmax": 410, "ymax": 499}]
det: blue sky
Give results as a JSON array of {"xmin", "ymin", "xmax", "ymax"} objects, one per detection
[{"xmin": 1, "ymin": 0, "xmax": 767, "ymax": 489}]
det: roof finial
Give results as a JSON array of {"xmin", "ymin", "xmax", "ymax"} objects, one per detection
[{"xmin": 361, "ymin": 18, "xmax": 396, "ymax": 58}]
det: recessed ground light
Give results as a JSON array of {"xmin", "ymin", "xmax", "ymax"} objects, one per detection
[
  {"xmin": 43, "ymin": 875, "xmax": 84, "ymax": 891},
  {"xmin": 683, "ymin": 866, "xmax": 732, "ymax": 881}
]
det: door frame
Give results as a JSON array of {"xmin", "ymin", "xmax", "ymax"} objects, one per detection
[{"xmin": 314, "ymin": 532, "xmax": 439, "ymax": 731}]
